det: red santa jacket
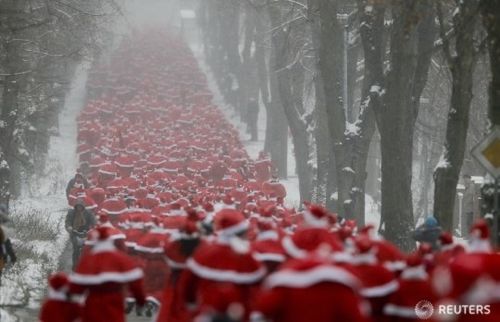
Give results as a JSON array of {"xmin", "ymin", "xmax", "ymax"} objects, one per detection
[
  {"xmin": 351, "ymin": 252, "xmax": 398, "ymax": 318},
  {"xmin": 252, "ymin": 257, "xmax": 369, "ymax": 322},
  {"xmin": 281, "ymin": 227, "xmax": 343, "ymax": 258},
  {"xmin": 70, "ymin": 241, "xmax": 146, "ymax": 322},
  {"xmin": 180, "ymin": 239, "xmax": 266, "ymax": 319},
  {"xmin": 39, "ymin": 290, "xmax": 82, "ymax": 322},
  {"xmin": 384, "ymin": 264, "xmax": 438, "ymax": 322}
]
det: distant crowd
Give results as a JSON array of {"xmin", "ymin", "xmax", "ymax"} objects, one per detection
[{"xmin": 26, "ymin": 28, "xmax": 500, "ymax": 322}]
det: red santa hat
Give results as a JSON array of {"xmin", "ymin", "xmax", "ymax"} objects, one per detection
[
  {"xmin": 439, "ymin": 232, "xmax": 453, "ymax": 246},
  {"xmin": 98, "ymin": 212, "xmax": 110, "ymax": 224},
  {"xmin": 469, "ymin": 219, "xmax": 492, "ymax": 253},
  {"xmin": 179, "ymin": 209, "xmax": 200, "ymax": 239},
  {"xmin": 114, "ymin": 155, "xmax": 135, "ymax": 168},
  {"xmin": 98, "ymin": 163, "xmax": 118, "ymax": 177},
  {"xmin": 222, "ymin": 194, "xmax": 235, "ymax": 207},
  {"xmin": 359, "ymin": 224, "xmax": 375, "ymax": 237},
  {"xmin": 48, "ymin": 272, "xmax": 70, "ymax": 301},
  {"xmin": 417, "ymin": 243, "xmax": 433, "ymax": 256},
  {"xmin": 338, "ymin": 226, "xmax": 354, "ymax": 242},
  {"xmin": 438, "ymin": 231, "xmax": 457, "ymax": 252},
  {"xmin": 214, "ymin": 209, "xmax": 249, "ymax": 238},
  {"xmin": 89, "ymin": 187, "xmax": 106, "ymax": 206},
  {"xmin": 343, "ymin": 219, "xmax": 358, "ymax": 231},
  {"xmin": 101, "ymin": 198, "xmax": 127, "ymax": 215},
  {"xmin": 95, "ymin": 226, "xmax": 111, "ymax": 240},
  {"xmin": 252, "ymin": 238, "xmax": 286, "ymax": 263},
  {"xmin": 353, "ymin": 236, "xmax": 377, "ymax": 265},
  {"xmin": 302, "ymin": 202, "xmax": 331, "ymax": 228},
  {"xmin": 203, "ymin": 203, "xmax": 214, "ymax": 213},
  {"xmin": 169, "ymin": 202, "xmax": 185, "ymax": 216},
  {"xmin": 88, "ymin": 226, "xmax": 118, "ymax": 252},
  {"xmin": 470, "ymin": 219, "xmax": 489, "ymax": 239},
  {"xmin": 82, "ymin": 195, "xmax": 97, "ymax": 211},
  {"xmin": 49, "ymin": 272, "xmax": 70, "ymax": 291},
  {"xmin": 400, "ymin": 252, "xmax": 427, "ymax": 280}
]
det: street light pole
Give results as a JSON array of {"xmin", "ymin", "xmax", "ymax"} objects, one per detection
[
  {"xmin": 337, "ymin": 13, "xmax": 349, "ymax": 121},
  {"xmin": 494, "ymin": 177, "xmax": 499, "ymax": 245},
  {"xmin": 343, "ymin": 22, "xmax": 348, "ymax": 119}
]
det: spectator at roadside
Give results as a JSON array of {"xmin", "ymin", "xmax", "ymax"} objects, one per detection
[{"xmin": 0, "ymin": 204, "xmax": 17, "ymax": 287}]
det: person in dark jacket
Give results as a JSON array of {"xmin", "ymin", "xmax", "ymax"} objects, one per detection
[
  {"xmin": 65, "ymin": 200, "xmax": 96, "ymax": 269},
  {"xmin": 413, "ymin": 216, "xmax": 442, "ymax": 250},
  {"xmin": 0, "ymin": 205, "xmax": 17, "ymax": 287}
]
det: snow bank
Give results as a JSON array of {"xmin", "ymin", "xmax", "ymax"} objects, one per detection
[{"xmin": 1, "ymin": 63, "xmax": 88, "ymax": 319}]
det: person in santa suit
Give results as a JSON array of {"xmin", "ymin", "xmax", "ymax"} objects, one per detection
[
  {"xmin": 357, "ymin": 225, "xmax": 406, "ymax": 274},
  {"xmin": 39, "ymin": 272, "xmax": 82, "ymax": 322},
  {"xmin": 351, "ymin": 235, "xmax": 398, "ymax": 321},
  {"xmin": 133, "ymin": 216, "xmax": 172, "ymax": 318},
  {"xmin": 383, "ymin": 252, "xmax": 438, "ymax": 322},
  {"xmin": 250, "ymin": 255, "xmax": 369, "ymax": 322},
  {"xmin": 281, "ymin": 202, "xmax": 342, "ymax": 259},
  {"xmin": 179, "ymin": 208, "xmax": 266, "ymax": 321},
  {"xmin": 433, "ymin": 232, "xmax": 465, "ymax": 267},
  {"xmin": 155, "ymin": 217, "xmax": 202, "ymax": 322},
  {"xmin": 251, "ymin": 208, "xmax": 286, "ymax": 274},
  {"xmin": 83, "ymin": 213, "xmax": 127, "ymax": 255},
  {"xmin": 433, "ymin": 220, "xmax": 500, "ymax": 322},
  {"xmin": 254, "ymin": 153, "xmax": 273, "ymax": 183},
  {"xmin": 70, "ymin": 226, "xmax": 146, "ymax": 322}
]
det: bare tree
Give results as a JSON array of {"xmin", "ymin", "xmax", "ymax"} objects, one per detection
[
  {"xmin": 0, "ymin": 0, "xmax": 119, "ymax": 205},
  {"xmin": 480, "ymin": 0, "xmax": 500, "ymax": 127},
  {"xmin": 433, "ymin": 0, "xmax": 482, "ymax": 232},
  {"xmin": 267, "ymin": 0, "xmax": 313, "ymax": 201},
  {"xmin": 358, "ymin": 0, "xmax": 436, "ymax": 250}
]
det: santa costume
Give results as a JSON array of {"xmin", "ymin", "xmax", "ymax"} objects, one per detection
[
  {"xmin": 384, "ymin": 252, "xmax": 438, "ymax": 322},
  {"xmin": 251, "ymin": 256, "xmax": 369, "ymax": 322},
  {"xmin": 180, "ymin": 208, "xmax": 266, "ymax": 321},
  {"xmin": 156, "ymin": 215, "xmax": 201, "ymax": 322},
  {"xmin": 351, "ymin": 235, "xmax": 398, "ymax": 320},
  {"xmin": 70, "ymin": 226, "xmax": 146, "ymax": 322},
  {"xmin": 39, "ymin": 272, "xmax": 82, "ymax": 322},
  {"xmin": 281, "ymin": 203, "xmax": 342, "ymax": 258}
]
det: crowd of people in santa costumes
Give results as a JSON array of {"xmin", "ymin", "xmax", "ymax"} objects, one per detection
[{"xmin": 37, "ymin": 29, "xmax": 500, "ymax": 322}]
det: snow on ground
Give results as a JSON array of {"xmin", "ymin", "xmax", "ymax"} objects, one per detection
[
  {"xmin": 0, "ymin": 63, "xmax": 88, "ymax": 321},
  {"xmin": 365, "ymin": 194, "xmax": 381, "ymax": 230}
]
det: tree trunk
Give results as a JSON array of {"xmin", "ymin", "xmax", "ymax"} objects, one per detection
[
  {"xmin": 481, "ymin": 0, "xmax": 500, "ymax": 127},
  {"xmin": 241, "ymin": 6, "xmax": 260, "ymax": 140},
  {"xmin": 371, "ymin": 0, "xmax": 435, "ymax": 250},
  {"xmin": 254, "ymin": 13, "xmax": 274, "ymax": 152},
  {"xmin": 268, "ymin": 1, "xmax": 310, "ymax": 190},
  {"xmin": 220, "ymin": 0, "xmax": 243, "ymax": 115},
  {"xmin": 308, "ymin": 0, "xmax": 332, "ymax": 205},
  {"xmin": 315, "ymin": 0, "xmax": 349, "ymax": 216},
  {"xmin": 0, "ymin": 1, "xmax": 27, "ymax": 202},
  {"xmin": 434, "ymin": 1, "xmax": 478, "ymax": 232}
]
